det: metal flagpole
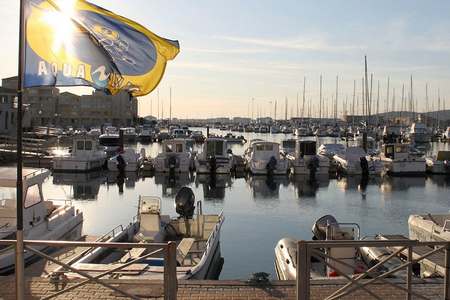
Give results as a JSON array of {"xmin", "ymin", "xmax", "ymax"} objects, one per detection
[{"xmin": 16, "ymin": 0, "xmax": 26, "ymax": 299}]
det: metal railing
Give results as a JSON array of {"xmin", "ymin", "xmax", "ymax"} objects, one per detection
[
  {"xmin": 296, "ymin": 239, "xmax": 450, "ymax": 300},
  {"xmin": 0, "ymin": 239, "xmax": 178, "ymax": 300}
]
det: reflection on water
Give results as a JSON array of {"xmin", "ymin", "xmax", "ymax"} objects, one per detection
[
  {"xmin": 41, "ymin": 131, "xmax": 450, "ymax": 279},
  {"xmin": 196, "ymin": 174, "xmax": 232, "ymax": 200}
]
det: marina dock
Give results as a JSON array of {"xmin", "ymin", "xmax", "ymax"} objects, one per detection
[{"xmin": 0, "ymin": 277, "xmax": 445, "ymax": 299}]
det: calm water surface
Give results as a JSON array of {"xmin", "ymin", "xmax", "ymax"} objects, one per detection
[{"xmin": 43, "ymin": 129, "xmax": 450, "ymax": 279}]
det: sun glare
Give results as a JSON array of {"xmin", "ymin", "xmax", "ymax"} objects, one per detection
[{"xmin": 41, "ymin": 0, "xmax": 77, "ymax": 55}]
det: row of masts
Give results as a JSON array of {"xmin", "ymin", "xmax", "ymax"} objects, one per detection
[{"xmin": 247, "ymin": 72, "xmax": 447, "ymax": 123}]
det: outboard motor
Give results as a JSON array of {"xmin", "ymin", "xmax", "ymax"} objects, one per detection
[
  {"xmin": 266, "ymin": 156, "xmax": 277, "ymax": 176},
  {"xmin": 175, "ymin": 187, "xmax": 196, "ymax": 219},
  {"xmin": 168, "ymin": 155, "xmax": 177, "ymax": 177},
  {"xmin": 312, "ymin": 215, "xmax": 338, "ymax": 240},
  {"xmin": 360, "ymin": 156, "xmax": 369, "ymax": 176},
  {"xmin": 307, "ymin": 156, "xmax": 320, "ymax": 181},
  {"xmin": 208, "ymin": 155, "xmax": 217, "ymax": 174},
  {"xmin": 116, "ymin": 153, "xmax": 126, "ymax": 174}
]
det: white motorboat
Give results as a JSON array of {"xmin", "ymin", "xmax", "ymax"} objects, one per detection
[
  {"xmin": 195, "ymin": 138, "xmax": 233, "ymax": 174},
  {"xmin": 426, "ymin": 151, "xmax": 450, "ymax": 174},
  {"xmin": 244, "ymin": 140, "xmax": 288, "ymax": 175},
  {"xmin": 0, "ymin": 168, "xmax": 83, "ymax": 274},
  {"xmin": 382, "ymin": 124, "xmax": 403, "ymax": 143},
  {"xmin": 275, "ymin": 215, "xmax": 363, "ymax": 280},
  {"xmin": 355, "ymin": 136, "xmax": 379, "ymax": 156},
  {"xmin": 294, "ymin": 126, "xmax": 309, "ymax": 137},
  {"xmin": 87, "ymin": 127, "xmax": 101, "ymax": 138},
  {"xmin": 409, "ymin": 214, "xmax": 450, "ymax": 242},
  {"xmin": 55, "ymin": 188, "xmax": 224, "ymax": 280},
  {"xmin": 408, "ymin": 121, "xmax": 430, "ymax": 144},
  {"xmin": 153, "ymin": 139, "xmax": 194, "ymax": 173},
  {"xmin": 333, "ymin": 147, "xmax": 383, "ymax": 176},
  {"xmin": 52, "ymin": 136, "xmax": 106, "ymax": 172},
  {"xmin": 138, "ymin": 125, "xmax": 154, "ymax": 143},
  {"xmin": 108, "ymin": 148, "xmax": 145, "ymax": 172},
  {"xmin": 287, "ymin": 140, "xmax": 329, "ymax": 176},
  {"xmin": 99, "ymin": 126, "xmax": 120, "ymax": 155},
  {"xmin": 442, "ymin": 127, "xmax": 450, "ymax": 141},
  {"xmin": 190, "ymin": 131, "xmax": 205, "ymax": 143},
  {"xmin": 120, "ymin": 127, "xmax": 138, "ymax": 143},
  {"xmin": 280, "ymin": 139, "xmax": 296, "ymax": 156},
  {"xmin": 379, "ymin": 143, "xmax": 426, "ymax": 175},
  {"xmin": 318, "ymin": 143, "xmax": 345, "ymax": 159}
]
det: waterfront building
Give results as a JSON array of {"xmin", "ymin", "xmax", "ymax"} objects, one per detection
[{"xmin": 1, "ymin": 76, "xmax": 138, "ymax": 129}]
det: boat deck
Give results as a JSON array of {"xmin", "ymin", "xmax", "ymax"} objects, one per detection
[
  {"xmin": 379, "ymin": 234, "xmax": 447, "ymax": 277},
  {"xmin": 0, "ymin": 277, "xmax": 445, "ymax": 299}
]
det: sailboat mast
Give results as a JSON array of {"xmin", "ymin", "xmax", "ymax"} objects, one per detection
[
  {"xmin": 319, "ymin": 75, "xmax": 323, "ymax": 120},
  {"xmin": 302, "ymin": 76, "xmax": 306, "ymax": 118},
  {"xmin": 335, "ymin": 75, "xmax": 339, "ymax": 123},
  {"xmin": 386, "ymin": 77, "xmax": 390, "ymax": 115}
]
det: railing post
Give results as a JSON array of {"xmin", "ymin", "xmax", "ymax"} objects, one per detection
[
  {"xmin": 406, "ymin": 245, "xmax": 412, "ymax": 300},
  {"xmin": 164, "ymin": 241, "xmax": 178, "ymax": 300},
  {"xmin": 297, "ymin": 240, "xmax": 309, "ymax": 300},
  {"xmin": 445, "ymin": 242, "xmax": 450, "ymax": 300}
]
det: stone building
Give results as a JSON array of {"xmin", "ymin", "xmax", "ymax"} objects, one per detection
[{"xmin": 1, "ymin": 76, "xmax": 138, "ymax": 129}]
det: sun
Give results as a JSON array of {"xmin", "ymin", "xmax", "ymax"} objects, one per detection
[{"xmin": 40, "ymin": 0, "xmax": 77, "ymax": 56}]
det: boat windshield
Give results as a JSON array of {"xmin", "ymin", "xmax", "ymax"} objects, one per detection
[{"xmin": 207, "ymin": 140, "xmax": 224, "ymax": 156}]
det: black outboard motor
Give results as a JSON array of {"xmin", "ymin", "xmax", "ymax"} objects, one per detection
[
  {"xmin": 307, "ymin": 156, "xmax": 320, "ymax": 181},
  {"xmin": 175, "ymin": 187, "xmax": 196, "ymax": 219},
  {"xmin": 208, "ymin": 155, "xmax": 217, "ymax": 174},
  {"xmin": 266, "ymin": 156, "xmax": 277, "ymax": 176},
  {"xmin": 360, "ymin": 156, "xmax": 369, "ymax": 176},
  {"xmin": 168, "ymin": 155, "xmax": 177, "ymax": 177},
  {"xmin": 312, "ymin": 215, "xmax": 338, "ymax": 240},
  {"xmin": 116, "ymin": 154, "xmax": 126, "ymax": 174}
]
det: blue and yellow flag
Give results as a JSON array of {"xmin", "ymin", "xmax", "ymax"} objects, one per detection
[{"xmin": 24, "ymin": 0, "xmax": 179, "ymax": 96}]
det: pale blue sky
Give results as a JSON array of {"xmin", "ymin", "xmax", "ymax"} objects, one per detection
[{"xmin": 1, "ymin": 0, "xmax": 450, "ymax": 118}]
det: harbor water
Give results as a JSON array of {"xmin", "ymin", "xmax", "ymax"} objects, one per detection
[{"xmin": 42, "ymin": 128, "xmax": 450, "ymax": 279}]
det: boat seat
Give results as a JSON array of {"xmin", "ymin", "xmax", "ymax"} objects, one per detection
[{"xmin": 176, "ymin": 238, "xmax": 195, "ymax": 266}]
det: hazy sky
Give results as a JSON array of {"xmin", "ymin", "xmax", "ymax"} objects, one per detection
[{"xmin": 1, "ymin": 0, "xmax": 450, "ymax": 118}]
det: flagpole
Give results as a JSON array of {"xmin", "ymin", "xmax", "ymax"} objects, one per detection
[{"xmin": 16, "ymin": 0, "xmax": 26, "ymax": 299}]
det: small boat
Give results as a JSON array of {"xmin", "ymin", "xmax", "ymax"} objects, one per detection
[
  {"xmin": 120, "ymin": 127, "xmax": 138, "ymax": 143},
  {"xmin": 409, "ymin": 213, "xmax": 450, "ymax": 242},
  {"xmin": 195, "ymin": 138, "xmax": 233, "ymax": 174},
  {"xmin": 99, "ymin": 126, "xmax": 120, "ymax": 156},
  {"xmin": 87, "ymin": 127, "xmax": 101, "ymax": 138},
  {"xmin": 270, "ymin": 125, "xmax": 281, "ymax": 134},
  {"xmin": 318, "ymin": 143, "xmax": 345, "ymax": 159},
  {"xmin": 275, "ymin": 215, "xmax": 363, "ymax": 280},
  {"xmin": 408, "ymin": 121, "xmax": 430, "ymax": 144},
  {"xmin": 355, "ymin": 136, "xmax": 379, "ymax": 156},
  {"xmin": 382, "ymin": 124, "xmax": 403, "ymax": 143},
  {"xmin": 0, "ymin": 168, "xmax": 83, "ymax": 274},
  {"xmin": 426, "ymin": 151, "xmax": 450, "ymax": 174},
  {"xmin": 333, "ymin": 147, "xmax": 383, "ymax": 176},
  {"xmin": 190, "ymin": 131, "xmax": 205, "ymax": 143},
  {"xmin": 280, "ymin": 139, "xmax": 296, "ymax": 156},
  {"xmin": 138, "ymin": 125, "xmax": 154, "ymax": 143},
  {"xmin": 223, "ymin": 133, "xmax": 246, "ymax": 144},
  {"xmin": 57, "ymin": 187, "xmax": 224, "ymax": 280},
  {"xmin": 379, "ymin": 143, "xmax": 426, "ymax": 175},
  {"xmin": 294, "ymin": 126, "xmax": 309, "ymax": 137},
  {"xmin": 287, "ymin": 140, "xmax": 329, "ymax": 176},
  {"xmin": 108, "ymin": 148, "xmax": 145, "ymax": 172},
  {"xmin": 244, "ymin": 140, "xmax": 288, "ymax": 175},
  {"xmin": 52, "ymin": 136, "xmax": 106, "ymax": 172},
  {"xmin": 442, "ymin": 127, "xmax": 450, "ymax": 141},
  {"xmin": 153, "ymin": 139, "xmax": 194, "ymax": 173}
]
